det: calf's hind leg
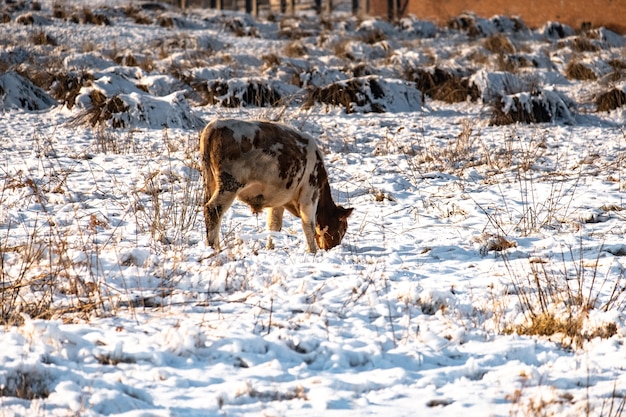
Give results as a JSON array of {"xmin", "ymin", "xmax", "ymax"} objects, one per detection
[{"xmin": 204, "ymin": 190, "xmax": 237, "ymax": 252}]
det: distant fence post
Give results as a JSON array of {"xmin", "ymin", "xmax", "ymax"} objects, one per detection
[
  {"xmin": 245, "ymin": 0, "xmax": 258, "ymax": 16},
  {"xmin": 387, "ymin": 0, "xmax": 397, "ymax": 20}
]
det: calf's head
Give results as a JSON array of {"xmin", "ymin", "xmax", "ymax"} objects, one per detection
[{"xmin": 315, "ymin": 206, "xmax": 354, "ymax": 250}]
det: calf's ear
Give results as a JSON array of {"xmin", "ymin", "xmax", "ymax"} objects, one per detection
[{"xmin": 339, "ymin": 206, "xmax": 354, "ymax": 219}]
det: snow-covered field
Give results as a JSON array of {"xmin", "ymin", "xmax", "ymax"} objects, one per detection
[{"xmin": 1, "ymin": 1, "xmax": 626, "ymax": 415}]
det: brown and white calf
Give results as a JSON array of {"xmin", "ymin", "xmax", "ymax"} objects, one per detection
[{"xmin": 199, "ymin": 119, "xmax": 353, "ymax": 253}]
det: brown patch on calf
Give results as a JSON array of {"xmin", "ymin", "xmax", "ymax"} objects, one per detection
[{"xmin": 253, "ymin": 123, "xmax": 308, "ymax": 189}]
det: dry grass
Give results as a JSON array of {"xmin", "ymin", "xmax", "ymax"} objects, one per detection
[
  {"xmin": 81, "ymin": 7, "xmax": 110, "ymax": 25},
  {"xmin": 71, "ymin": 90, "xmax": 130, "ymax": 128},
  {"xmin": 122, "ymin": 5, "xmax": 152, "ymax": 25},
  {"xmin": 0, "ymin": 127, "xmax": 202, "ymax": 327},
  {"xmin": 50, "ymin": 70, "xmax": 93, "ymax": 109},
  {"xmin": 406, "ymin": 67, "xmax": 480, "ymax": 103},
  {"xmin": 501, "ymin": 241, "xmax": 625, "ymax": 349},
  {"xmin": 0, "ymin": 169, "xmax": 107, "ymax": 327},
  {"xmin": 359, "ymin": 26, "xmax": 386, "ymax": 45},
  {"xmin": 489, "ymin": 94, "xmax": 553, "ymax": 125},
  {"xmin": 448, "ymin": 14, "xmax": 482, "ymax": 37},
  {"xmin": 483, "ymin": 34, "xmax": 516, "ymax": 54},
  {"xmin": 31, "ymin": 28, "xmax": 57, "ymax": 46},
  {"xmin": 302, "ymin": 76, "xmax": 387, "ymax": 113},
  {"xmin": 157, "ymin": 15, "xmax": 174, "ymax": 28},
  {"xmin": 0, "ymin": 368, "xmax": 51, "ymax": 400},
  {"xmin": 284, "ymin": 40, "xmax": 307, "ymax": 57},
  {"xmin": 596, "ymin": 88, "xmax": 626, "ymax": 112},
  {"xmin": 204, "ymin": 79, "xmax": 282, "ymax": 108},
  {"xmin": 558, "ymin": 36, "xmax": 600, "ymax": 53},
  {"xmin": 565, "ymin": 61, "xmax": 597, "ymax": 80}
]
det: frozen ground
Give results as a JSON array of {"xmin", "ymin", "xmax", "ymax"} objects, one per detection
[{"xmin": 1, "ymin": 1, "xmax": 626, "ymax": 416}]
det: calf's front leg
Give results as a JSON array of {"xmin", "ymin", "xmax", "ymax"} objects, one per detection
[
  {"xmin": 299, "ymin": 205, "xmax": 318, "ymax": 254},
  {"xmin": 266, "ymin": 207, "xmax": 284, "ymax": 250}
]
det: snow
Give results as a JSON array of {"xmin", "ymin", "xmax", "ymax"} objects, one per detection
[{"xmin": 1, "ymin": 1, "xmax": 626, "ymax": 416}]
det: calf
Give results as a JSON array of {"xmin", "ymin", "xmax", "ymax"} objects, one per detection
[{"xmin": 199, "ymin": 119, "xmax": 353, "ymax": 253}]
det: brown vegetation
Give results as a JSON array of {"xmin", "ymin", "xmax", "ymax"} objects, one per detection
[
  {"xmin": 490, "ymin": 94, "xmax": 552, "ymax": 125},
  {"xmin": 565, "ymin": 61, "xmax": 597, "ymax": 80},
  {"xmin": 407, "ymin": 67, "xmax": 479, "ymax": 103},
  {"xmin": 483, "ymin": 34, "xmax": 515, "ymax": 54},
  {"xmin": 303, "ymin": 77, "xmax": 386, "ymax": 113},
  {"xmin": 596, "ymin": 88, "xmax": 626, "ymax": 112}
]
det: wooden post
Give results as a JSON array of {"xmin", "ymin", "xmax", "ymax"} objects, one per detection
[
  {"xmin": 245, "ymin": 0, "xmax": 258, "ymax": 16},
  {"xmin": 387, "ymin": 0, "xmax": 397, "ymax": 20}
]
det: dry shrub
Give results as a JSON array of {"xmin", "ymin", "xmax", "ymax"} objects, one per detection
[
  {"xmin": 508, "ymin": 312, "xmax": 617, "ymax": 348},
  {"xmin": 79, "ymin": 90, "xmax": 129, "ymax": 128},
  {"xmin": 204, "ymin": 80, "xmax": 281, "ymax": 108},
  {"xmin": 304, "ymin": 82, "xmax": 358, "ymax": 112},
  {"xmin": 133, "ymin": 14, "xmax": 152, "ymax": 25},
  {"xmin": 483, "ymin": 34, "xmax": 515, "ymax": 54},
  {"xmin": 558, "ymin": 36, "xmax": 600, "ymax": 52},
  {"xmin": 490, "ymin": 95, "xmax": 551, "ymax": 125},
  {"xmin": 408, "ymin": 67, "xmax": 479, "ymax": 103},
  {"xmin": 331, "ymin": 38, "xmax": 352, "ymax": 60},
  {"xmin": 412, "ymin": 118, "xmax": 485, "ymax": 173},
  {"xmin": 0, "ymin": 368, "xmax": 51, "ymax": 400},
  {"xmin": 479, "ymin": 234, "xmax": 517, "ymax": 255},
  {"xmin": 596, "ymin": 88, "xmax": 626, "ymax": 112},
  {"xmin": 51, "ymin": 70, "xmax": 93, "ymax": 109},
  {"xmin": 14, "ymin": 65, "xmax": 56, "ymax": 91},
  {"xmin": 82, "ymin": 8, "xmax": 110, "ymax": 25},
  {"xmin": 345, "ymin": 63, "xmax": 373, "ymax": 78},
  {"xmin": 448, "ymin": 13, "xmax": 482, "ymax": 37},
  {"xmin": 262, "ymin": 53, "xmax": 281, "ymax": 69},
  {"xmin": 157, "ymin": 15, "xmax": 174, "ymax": 27},
  {"xmin": 608, "ymin": 59, "xmax": 626, "ymax": 71},
  {"xmin": 603, "ymin": 59, "xmax": 626, "ymax": 83},
  {"xmin": 284, "ymin": 40, "xmax": 307, "ymax": 58},
  {"xmin": 280, "ymin": 28, "xmax": 318, "ymax": 40},
  {"xmin": 509, "ymin": 312, "xmax": 584, "ymax": 344},
  {"xmin": 565, "ymin": 61, "xmax": 597, "ymax": 80},
  {"xmin": 225, "ymin": 17, "xmax": 258, "ymax": 37},
  {"xmin": 16, "ymin": 13, "xmax": 35, "ymax": 25},
  {"xmin": 114, "ymin": 53, "xmax": 139, "ymax": 67},
  {"xmin": 502, "ymin": 243, "xmax": 625, "ymax": 349},
  {"xmin": 496, "ymin": 54, "xmax": 533, "ymax": 72},
  {"xmin": 2, "ymin": 13, "xmax": 12, "ymax": 23},
  {"xmin": 52, "ymin": 3, "xmax": 67, "ymax": 19},
  {"xmin": 303, "ymin": 76, "xmax": 397, "ymax": 113},
  {"xmin": 123, "ymin": 5, "xmax": 152, "ymax": 24},
  {"xmin": 31, "ymin": 29, "xmax": 57, "ymax": 46},
  {"xmin": 359, "ymin": 27, "xmax": 386, "ymax": 45}
]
